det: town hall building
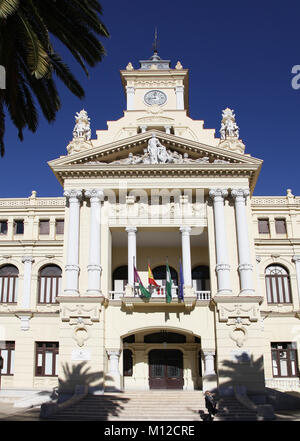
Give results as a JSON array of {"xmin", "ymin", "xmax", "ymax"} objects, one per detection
[{"xmin": 1, "ymin": 49, "xmax": 300, "ymax": 399}]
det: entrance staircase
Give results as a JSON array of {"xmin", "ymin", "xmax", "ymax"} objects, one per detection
[{"xmin": 43, "ymin": 391, "xmax": 261, "ymax": 421}]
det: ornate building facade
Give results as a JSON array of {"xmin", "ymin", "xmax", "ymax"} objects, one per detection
[{"xmin": 1, "ymin": 50, "xmax": 300, "ymax": 397}]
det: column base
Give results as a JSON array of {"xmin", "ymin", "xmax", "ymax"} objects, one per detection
[
  {"xmin": 63, "ymin": 289, "xmax": 79, "ymax": 296},
  {"xmin": 202, "ymin": 374, "xmax": 218, "ymax": 392},
  {"xmin": 85, "ymin": 289, "xmax": 102, "ymax": 297}
]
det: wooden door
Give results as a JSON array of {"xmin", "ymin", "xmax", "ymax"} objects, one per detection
[{"xmin": 149, "ymin": 349, "xmax": 183, "ymax": 389}]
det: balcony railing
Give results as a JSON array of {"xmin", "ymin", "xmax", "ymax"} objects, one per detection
[{"xmin": 109, "ymin": 287, "xmax": 211, "ymax": 301}]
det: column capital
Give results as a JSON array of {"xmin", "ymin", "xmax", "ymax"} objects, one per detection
[
  {"xmin": 22, "ymin": 256, "xmax": 34, "ymax": 264},
  {"xmin": 293, "ymin": 255, "xmax": 300, "ymax": 263},
  {"xmin": 85, "ymin": 188, "xmax": 104, "ymax": 202},
  {"xmin": 126, "ymin": 226, "xmax": 137, "ymax": 234},
  {"xmin": 64, "ymin": 189, "xmax": 83, "ymax": 202},
  {"xmin": 256, "ymin": 256, "xmax": 262, "ymax": 264},
  {"xmin": 231, "ymin": 188, "xmax": 250, "ymax": 201},
  {"xmin": 106, "ymin": 349, "xmax": 121, "ymax": 358},
  {"xmin": 180, "ymin": 226, "xmax": 192, "ymax": 234},
  {"xmin": 209, "ymin": 188, "xmax": 228, "ymax": 201}
]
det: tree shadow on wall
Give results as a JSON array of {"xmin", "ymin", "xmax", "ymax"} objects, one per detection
[
  {"xmin": 40, "ymin": 362, "xmax": 129, "ymax": 421},
  {"xmin": 206, "ymin": 354, "xmax": 265, "ymax": 421}
]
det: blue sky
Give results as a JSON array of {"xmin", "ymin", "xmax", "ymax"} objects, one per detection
[{"xmin": 1, "ymin": 0, "xmax": 300, "ymax": 197}]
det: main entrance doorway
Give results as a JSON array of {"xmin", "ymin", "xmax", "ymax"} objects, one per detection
[{"xmin": 149, "ymin": 349, "xmax": 184, "ymax": 389}]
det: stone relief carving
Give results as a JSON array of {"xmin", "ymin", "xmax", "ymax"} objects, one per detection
[
  {"xmin": 218, "ymin": 303, "xmax": 259, "ymax": 322},
  {"xmin": 108, "ymin": 134, "xmax": 227, "ymax": 165}
]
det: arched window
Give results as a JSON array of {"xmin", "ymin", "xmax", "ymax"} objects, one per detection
[
  {"xmin": 0, "ymin": 265, "xmax": 19, "ymax": 303},
  {"xmin": 192, "ymin": 265, "xmax": 210, "ymax": 291},
  {"xmin": 152, "ymin": 265, "xmax": 178, "ymax": 286},
  {"xmin": 38, "ymin": 265, "xmax": 62, "ymax": 304},
  {"xmin": 123, "ymin": 349, "xmax": 133, "ymax": 377},
  {"xmin": 265, "ymin": 264, "xmax": 291, "ymax": 304},
  {"xmin": 112, "ymin": 265, "xmax": 128, "ymax": 291}
]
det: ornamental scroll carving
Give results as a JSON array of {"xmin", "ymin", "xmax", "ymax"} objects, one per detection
[
  {"xmin": 61, "ymin": 304, "xmax": 100, "ymax": 347},
  {"xmin": 218, "ymin": 303, "xmax": 260, "ymax": 348}
]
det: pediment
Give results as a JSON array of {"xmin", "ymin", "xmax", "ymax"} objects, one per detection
[{"xmin": 48, "ymin": 130, "xmax": 263, "ymax": 191}]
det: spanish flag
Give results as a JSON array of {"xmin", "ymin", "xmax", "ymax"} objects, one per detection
[{"xmin": 148, "ymin": 264, "xmax": 161, "ymax": 294}]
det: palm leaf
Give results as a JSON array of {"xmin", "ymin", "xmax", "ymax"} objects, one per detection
[{"xmin": 0, "ymin": 0, "xmax": 19, "ymax": 19}]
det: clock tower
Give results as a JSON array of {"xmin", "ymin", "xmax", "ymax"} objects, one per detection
[
  {"xmin": 120, "ymin": 49, "xmax": 189, "ymax": 115},
  {"xmin": 94, "ymin": 47, "xmax": 217, "ymax": 149}
]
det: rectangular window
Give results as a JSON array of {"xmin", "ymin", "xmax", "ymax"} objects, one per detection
[
  {"xmin": 258, "ymin": 219, "xmax": 270, "ymax": 234},
  {"xmin": 0, "ymin": 220, "xmax": 8, "ymax": 235},
  {"xmin": 55, "ymin": 219, "xmax": 64, "ymax": 235},
  {"xmin": 0, "ymin": 342, "xmax": 15, "ymax": 375},
  {"xmin": 271, "ymin": 342, "xmax": 298, "ymax": 378},
  {"xmin": 275, "ymin": 219, "xmax": 287, "ymax": 234},
  {"xmin": 39, "ymin": 220, "xmax": 50, "ymax": 235},
  {"xmin": 14, "ymin": 220, "xmax": 24, "ymax": 235},
  {"xmin": 35, "ymin": 342, "xmax": 59, "ymax": 376}
]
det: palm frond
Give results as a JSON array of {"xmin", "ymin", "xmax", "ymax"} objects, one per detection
[{"xmin": 0, "ymin": 0, "xmax": 19, "ymax": 19}]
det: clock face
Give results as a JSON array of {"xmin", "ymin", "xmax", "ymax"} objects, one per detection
[{"xmin": 144, "ymin": 90, "xmax": 167, "ymax": 106}]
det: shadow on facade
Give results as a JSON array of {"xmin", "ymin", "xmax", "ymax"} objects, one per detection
[
  {"xmin": 40, "ymin": 362, "xmax": 130, "ymax": 420},
  {"xmin": 202, "ymin": 355, "xmax": 300, "ymax": 420}
]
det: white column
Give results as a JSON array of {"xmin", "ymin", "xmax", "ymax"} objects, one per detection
[
  {"xmin": 64, "ymin": 189, "xmax": 82, "ymax": 295},
  {"xmin": 209, "ymin": 189, "xmax": 232, "ymax": 294},
  {"xmin": 292, "ymin": 255, "xmax": 300, "ymax": 303},
  {"xmin": 126, "ymin": 86, "xmax": 135, "ymax": 110},
  {"xmin": 175, "ymin": 86, "xmax": 184, "ymax": 110},
  {"xmin": 126, "ymin": 226, "xmax": 137, "ymax": 287},
  {"xmin": 106, "ymin": 349, "xmax": 121, "ymax": 391},
  {"xmin": 21, "ymin": 256, "xmax": 34, "ymax": 309},
  {"xmin": 231, "ymin": 189, "xmax": 254, "ymax": 294},
  {"xmin": 140, "ymin": 125, "xmax": 147, "ymax": 133},
  {"xmin": 85, "ymin": 189, "xmax": 104, "ymax": 296},
  {"xmin": 202, "ymin": 350, "xmax": 216, "ymax": 377},
  {"xmin": 180, "ymin": 226, "xmax": 192, "ymax": 287},
  {"xmin": 164, "ymin": 125, "xmax": 172, "ymax": 134}
]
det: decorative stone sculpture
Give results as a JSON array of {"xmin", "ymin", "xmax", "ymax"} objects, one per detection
[
  {"xmin": 220, "ymin": 108, "xmax": 239, "ymax": 140},
  {"xmin": 73, "ymin": 109, "xmax": 91, "ymax": 141},
  {"xmin": 67, "ymin": 109, "xmax": 93, "ymax": 155},
  {"xmin": 219, "ymin": 108, "xmax": 245, "ymax": 154}
]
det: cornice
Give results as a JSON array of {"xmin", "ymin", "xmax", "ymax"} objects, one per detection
[{"xmin": 49, "ymin": 130, "xmax": 262, "ymax": 193}]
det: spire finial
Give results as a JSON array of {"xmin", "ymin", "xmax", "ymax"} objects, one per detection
[{"xmin": 152, "ymin": 27, "xmax": 158, "ymax": 54}]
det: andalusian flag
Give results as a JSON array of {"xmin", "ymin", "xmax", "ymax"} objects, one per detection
[
  {"xmin": 134, "ymin": 266, "xmax": 151, "ymax": 299},
  {"xmin": 166, "ymin": 262, "xmax": 172, "ymax": 303},
  {"xmin": 148, "ymin": 264, "xmax": 161, "ymax": 294}
]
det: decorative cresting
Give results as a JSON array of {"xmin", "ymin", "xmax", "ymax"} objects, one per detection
[
  {"xmin": 209, "ymin": 189, "xmax": 232, "ymax": 295},
  {"xmin": 61, "ymin": 303, "xmax": 100, "ymax": 347},
  {"xmin": 219, "ymin": 108, "xmax": 245, "ymax": 154},
  {"xmin": 231, "ymin": 188, "xmax": 255, "ymax": 295},
  {"xmin": 63, "ymin": 189, "xmax": 83, "ymax": 295},
  {"xmin": 67, "ymin": 109, "xmax": 93, "ymax": 155},
  {"xmin": 85, "ymin": 189, "xmax": 104, "ymax": 297},
  {"xmin": 218, "ymin": 303, "xmax": 260, "ymax": 348}
]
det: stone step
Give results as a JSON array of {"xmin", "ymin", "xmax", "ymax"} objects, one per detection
[{"xmin": 44, "ymin": 393, "xmax": 260, "ymax": 421}]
